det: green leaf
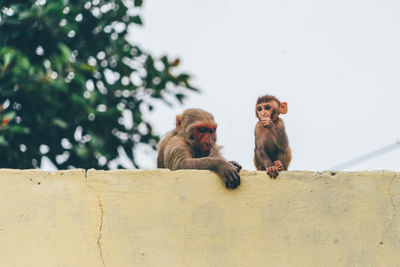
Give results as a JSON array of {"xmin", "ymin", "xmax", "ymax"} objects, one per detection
[
  {"xmin": 45, "ymin": 2, "xmax": 64, "ymax": 14},
  {"xmin": 175, "ymin": 93, "xmax": 185, "ymax": 104},
  {"xmin": 3, "ymin": 111, "xmax": 17, "ymax": 121},
  {"xmin": 79, "ymin": 64, "xmax": 97, "ymax": 72},
  {"xmin": 75, "ymin": 146, "xmax": 90, "ymax": 158},
  {"xmin": 3, "ymin": 49, "xmax": 16, "ymax": 68},
  {"xmin": 132, "ymin": 15, "xmax": 143, "ymax": 25},
  {"xmin": 19, "ymin": 11, "xmax": 34, "ymax": 20},
  {"xmin": 0, "ymin": 136, "xmax": 9, "ymax": 147},
  {"xmin": 9, "ymin": 125, "xmax": 30, "ymax": 135},
  {"xmin": 19, "ymin": 55, "xmax": 30, "ymax": 70},
  {"xmin": 58, "ymin": 43, "xmax": 72, "ymax": 62},
  {"xmin": 90, "ymin": 134, "xmax": 104, "ymax": 148},
  {"xmin": 52, "ymin": 118, "xmax": 68, "ymax": 129},
  {"xmin": 134, "ymin": 0, "xmax": 143, "ymax": 7},
  {"xmin": 71, "ymin": 93, "xmax": 86, "ymax": 106}
]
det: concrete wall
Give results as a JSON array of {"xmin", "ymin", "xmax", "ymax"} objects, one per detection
[{"xmin": 0, "ymin": 169, "xmax": 399, "ymax": 266}]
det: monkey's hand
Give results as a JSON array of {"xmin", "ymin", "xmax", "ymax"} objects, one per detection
[
  {"xmin": 217, "ymin": 162, "xmax": 241, "ymax": 189},
  {"xmin": 266, "ymin": 165, "xmax": 280, "ymax": 179},
  {"xmin": 260, "ymin": 117, "xmax": 272, "ymax": 127},
  {"xmin": 273, "ymin": 160, "xmax": 284, "ymax": 171},
  {"xmin": 228, "ymin": 161, "xmax": 242, "ymax": 172}
]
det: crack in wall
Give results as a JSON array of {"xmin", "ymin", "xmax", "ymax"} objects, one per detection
[
  {"xmin": 381, "ymin": 176, "xmax": 399, "ymax": 245},
  {"xmin": 84, "ymin": 169, "xmax": 106, "ymax": 267},
  {"xmin": 313, "ymin": 172, "xmax": 323, "ymax": 181}
]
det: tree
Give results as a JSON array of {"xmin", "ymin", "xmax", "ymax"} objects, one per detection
[{"xmin": 0, "ymin": 0, "xmax": 197, "ymax": 169}]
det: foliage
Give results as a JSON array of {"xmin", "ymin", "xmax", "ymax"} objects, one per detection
[{"xmin": 0, "ymin": 0, "xmax": 197, "ymax": 169}]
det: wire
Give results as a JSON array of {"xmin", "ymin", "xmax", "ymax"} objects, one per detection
[{"xmin": 329, "ymin": 140, "xmax": 400, "ymax": 170}]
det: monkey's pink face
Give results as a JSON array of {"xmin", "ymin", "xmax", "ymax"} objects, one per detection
[
  {"xmin": 256, "ymin": 102, "xmax": 277, "ymax": 127},
  {"xmin": 192, "ymin": 123, "xmax": 217, "ymax": 153}
]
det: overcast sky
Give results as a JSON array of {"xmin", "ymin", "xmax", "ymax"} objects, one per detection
[{"xmin": 130, "ymin": 0, "xmax": 400, "ymax": 172}]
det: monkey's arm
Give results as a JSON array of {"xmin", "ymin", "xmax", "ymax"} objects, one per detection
[
  {"xmin": 255, "ymin": 144, "xmax": 281, "ymax": 178},
  {"xmin": 255, "ymin": 125, "xmax": 281, "ymax": 178},
  {"xmin": 255, "ymin": 145, "xmax": 273, "ymax": 169},
  {"xmin": 179, "ymin": 157, "xmax": 225, "ymax": 171},
  {"xmin": 162, "ymin": 138, "xmax": 240, "ymax": 188},
  {"xmin": 179, "ymin": 157, "xmax": 241, "ymax": 189},
  {"xmin": 162, "ymin": 137, "xmax": 192, "ymax": 170},
  {"xmin": 274, "ymin": 119, "xmax": 290, "ymax": 151},
  {"xmin": 164, "ymin": 140, "xmax": 225, "ymax": 171},
  {"xmin": 276, "ymin": 149, "xmax": 292, "ymax": 170},
  {"xmin": 209, "ymin": 146, "xmax": 242, "ymax": 172},
  {"xmin": 254, "ymin": 125, "xmax": 274, "ymax": 169}
]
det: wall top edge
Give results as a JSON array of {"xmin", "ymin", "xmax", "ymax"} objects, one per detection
[{"xmin": 0, "ymin": 168, "xmax": 398, "ymax": 175}]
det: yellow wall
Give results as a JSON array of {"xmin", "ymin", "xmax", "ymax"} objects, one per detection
[{"xmin": 0, "ymin": 169, "xmax": 399, "ymax": 266}]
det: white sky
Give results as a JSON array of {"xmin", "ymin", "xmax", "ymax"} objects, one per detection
[{"xmin": 130, "ymin": 0, "xmax": 400, "ymax": 172}]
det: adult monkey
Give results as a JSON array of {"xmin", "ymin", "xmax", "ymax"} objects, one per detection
[
  {"xmin": 157, "ymin": 108, "xmax": 242, "ymax": 189},
  {"xmin": 254, "ymin": 95, "xmax": 292, "ymax": 178}
]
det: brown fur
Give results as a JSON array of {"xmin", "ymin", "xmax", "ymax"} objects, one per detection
[
  {"xmin": 157, "ymin": 108, "xmax": 241, "ymax": 189},
  {"xmin": 254, "ymin": 95, "xmax": 292, "ymax": 178}
]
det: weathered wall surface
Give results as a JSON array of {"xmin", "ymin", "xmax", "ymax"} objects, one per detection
[{"xmin": 0, "ymin": 169, "xmax": 399, "ymax": 266}]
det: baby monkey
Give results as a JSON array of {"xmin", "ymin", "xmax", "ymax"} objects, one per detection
[{"xmin": 254, "ymin": 95, "xmax": 292, "ymax": 178}]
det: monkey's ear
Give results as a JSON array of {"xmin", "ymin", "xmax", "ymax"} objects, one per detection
[
  {"xmin": 176, "ymin": 115, "xmax": 182, "ymax": 128},
  {"xmin": 280, "ymin": 102, "xmax": 288, "ymax": 114}
]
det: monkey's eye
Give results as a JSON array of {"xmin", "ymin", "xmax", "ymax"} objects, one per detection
[
  {"xmin": 197, "ymin": 127, "xmax": 207, "ymax": 133},
  {"xmin": 265, "ymin": 105, "xmax": 271, "ymax": 110},
  {"xmin": 257, "ymin": 107, "xmax": 262, "ymax": 112}
]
